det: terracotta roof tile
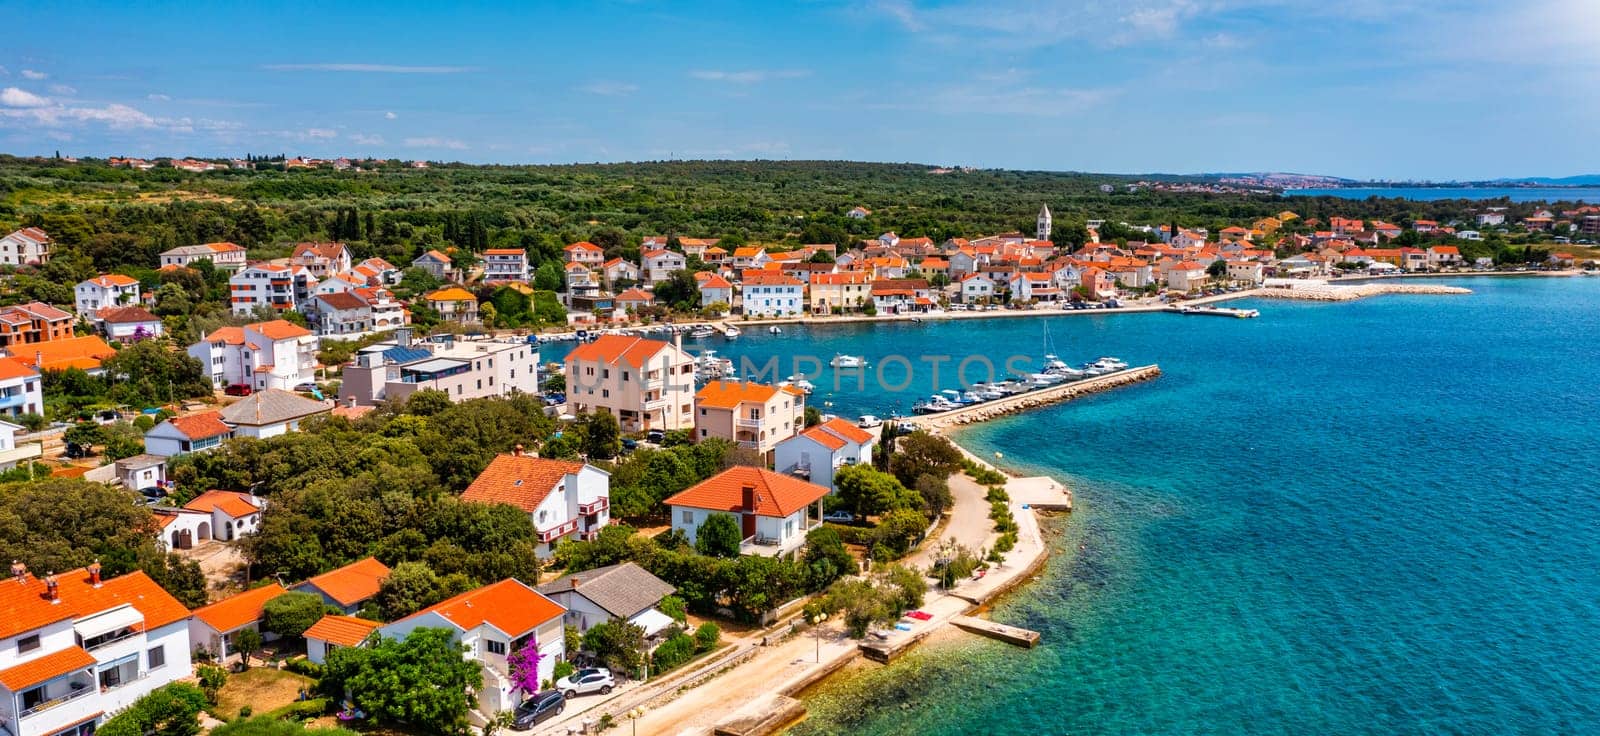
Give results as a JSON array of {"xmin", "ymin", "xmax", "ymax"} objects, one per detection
[
  {"xmin": 184, "ymin": 490, "xmax": 259, "ymax": 518},
  {"xmin": 303, "ymin": 614, "xmax": 381, "ymax": 647},
  {"xmin": 10, "ymin": 335, "xmax": 116, "ymax": 372},
  {"xmin": 665, "ymin": 466, "xmax": 828, "ymax": 518},
  {"xmin": 164, "ymin": 411, "xmax": 233, "ymax": 441},
  {"xmin": 813, "ymin": 417, "xmax": 873, "ymax": 445},
  {"xmin": 461, "ymin": 454, "xmax": 585, "ymax": 513},
  {"xmin": 0, "ymin": 646, "xmax": 96, "ymax": 691},
  {"xmin": 565, "ymin": 334, "xmax": 677, "ymax": 370},
  {"xmin": 296, "ymin": 558, "xmax": 390, "ymax": 608},
  {"xmin": 248, "ymin": 319, "xmax": 312, "ymax": 341},
  {"xmin": 191, "ymin": 583, "xmax": 286, "ymax": 633},
  {"xmin": 396, "ymin": 579, "xmax": 563, "ymax": 636},
  {"xmin": 695, "ymin": 380, "xmax": 802, "ymax": 410},
  {"xmin": 0, "ymin": 567, "xmax": 191, "ymax": 641}
]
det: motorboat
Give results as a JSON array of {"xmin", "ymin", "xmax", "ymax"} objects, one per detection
[
  {"xmin": 780, "ymin": 374, "xmax": 816, "ymax": 394},
  {"xmin": 769, "ymin": 326, "xmax": 783, "ymax": 334},
  {"xmin": 1091, "ymin": 357, "xmax": 1128, "ymax": 371},
  {"xmin": 694, "ymin": 350, "xmax": 734, "ymax": 380},
  {"xmin": 939, "ymin": 389, "xmax": 971, "ymax": 405},
  {"xmin": 689, "ymin": 325, "xmax": 716, "ymax": 338},
  {"xmin": 830, "ymin": 354, "xmax": 868, "ymax": 369},
  {"xmin": 913, "ymin": 395, "xmax": 958, "ymax": 414},
  {"xmin": 723, "ymin": 325, "xmax": 741, "ymax": 339}
]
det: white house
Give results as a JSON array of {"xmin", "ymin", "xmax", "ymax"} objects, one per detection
[
  {"xmin": 188, "ymin": 320, "xmax": 319, "ymax": 391},
  {"xmin": 460, "ymin": 452, "xmax": 610, "ymax": 557},
  {"xmin": 181, "ymin": 490, "xmax": 265, "ymax": 542},
  {"xmin": 641, "ymin": 249, "xmax": 686, "ymax": 285},
  {"xmin": 0, "ymin": 563, "xmax": 193, "ymax": 736},
  {"xmin": 739, "ymin": 272, "xmax": 805, "ymax": 317},
  {"xmin": 95, "ymin": 306, "xmax": 164, "ymax": 341},
  {"xmin": 664, "ymin": 466, "xmax": 828, "ymax": 558},
  {"xmin": 1164, "ymin": 262, "xmax": 1210, "ymax": 292},
  {"xmin": 846, "ymin": 206, "xmax": 871, "ymax": 219},
  {"xmin": 537, "ymin": 562, "xmax": 677, "ymax": 637},
  {"xmin": 113, "ymin": 454, "xmax": 166, "ymax": 494},
  {"xmin": 0, "ymin": 420, "xmax": 41, "ymax": 471},
  {"xmin": 228, "ymin": 264, "xmax": 319, "ymax": 316},
  {"xmin": 303, "ymin": 615, "xmax": 382, "ymax": 665},
  {"xmin": 74, "ymin": 275, "xmax": 140, "ymax": 317},
  {"xmin": 730, "ymin": 247, "xmax": 769, "ymax": 269},
  {"xmin": 696, "ymin": 272, "xmax": 735, "ymax": 309},
  {"xmin": 1427, "ymin": 245, "xmax": 1462, "ymax": 267},
  {"xmin": 482, "ymin": 249, "xmax": 530, "ymax": 282},
  {"xmin": 958, "ymin": 273, "xmax": 997, "ymax": 303},
  {"xmin": 290, "ymin": 242, "xmax": 352, "ymax": 279},
  {"xmin": 338, "ymin": 332, "xmax": 540, "ymax": 407},
  {"xmin": 602, "ymin": 258, "xmax": 641, "ymax": 285},
  {"xmin": 152, "ymin": 508, "xmax": 213, "ymax": 551},
  {"xmin": 1225, "ymin": 261, "xmax": 1265, "ymax": 285},
  {"xmin": 159, "ymin": 242, "xmax": 247, "ymax": 271},
  {"xmin": 292, "ymin": 558, "xmax": 391, "ymax": 616},
  {"xmin": 377, "ymin": 580, "xmax": 566, "ymax": 717},
  {"xmin": 773, "ymin": 418, "xmax": 876, "ymax": 492},
  {"xmin": 0, "ymin": 227, "xmax": 52, "ymax": 267},
  {"xmin": 0, "ymin": 357, "xmax": 44, "ymax": 419},
  {"xmin": 217, "ymin": 389, "xmax": 332, "ymax": 439},
  {"xmin": 187, "ymin": 583, "xmax": 286, "ymax": 661},
  {"xmin": 563, "ymin": 241, "xmax": 605, "ymax": 266},
  {"xmin": 411, "ymin": 250, "xmax": 456, "ymax": 282},
  {"xmin": 143, "ymin": 411, "xmax": 233, "ymax": 457},
  {"xmin": 1008, "ymin": 272, "xmax": 1062, "ymax": 302}
]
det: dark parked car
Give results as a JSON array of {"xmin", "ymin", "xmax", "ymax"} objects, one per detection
[
  {"xmin": 645, "ymin": 429, "xmax": 665, "ymax": 444},
  {"xmin": 223, "ymin": 384, "xmax": 252, "ymax": 397},
  {"xmin": 511, "ymin": 691, "xmax": 565, "ymax": 730}
]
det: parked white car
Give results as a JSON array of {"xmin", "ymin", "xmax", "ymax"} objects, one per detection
[
  {"xmin": 857, "ymin": 415, "xmax": 883, "ymax": 428},
  {"xmin": 556, "ymin": 668, "xmax": 615, "ymax": 698}
]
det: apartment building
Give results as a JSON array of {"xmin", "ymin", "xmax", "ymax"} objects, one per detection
[
  {"xmin": 563, "ymin": 334, "xmax": 696, "ymax": 432},
  {"xmin": 0, "ymin": 303, "xmax": 74, "ymax": 349},
  {"xmin": 0, "ymin": 228, "xmax": 52, "ymax": 267},
  {"xmin": 693, "ymin": 380, "xmax": 805, "ymax": 459},
  {"xmin": 73, "ymin": 275, "xmax": 140, "ymax": 317},
  {"xmin": 0, "ymin": 563, "xmax": 192, "ymax": 736},
  {"xmin": 188, "ymin": 319, "xmax": 319, "ymax": 391},
  {"xmin": 158, "ymin": 242, "xmax": 248, "ymax": 271},
  {"xmin": 338, "ymin": 331, "xmax": 540, "ymax": 406},
  {"xmin": 228, "ymin": 264, "xmax": 319, "ymax": 316},
  {"xmin": 461, "ymin": 452, "xmax": 611, "ymax": 556},
  {"xmin": 481, "ymin": 249, "xmax": 530, "ymax": 282}
]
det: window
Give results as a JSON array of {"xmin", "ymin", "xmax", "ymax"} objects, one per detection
[
  {"xmin": 486, "ymin": 639, "xmax": 507, "ymax": 655},
  {"xmin": 148, "ymin": 645, "xmax": 166, "ymax": 669},
  {"xmin": 18, "ymin": 633, "xmax": 39, "ymax": 654},
  {"xmin": 681, "ymin": 510, "xmax": 694, "ymax": 524}
]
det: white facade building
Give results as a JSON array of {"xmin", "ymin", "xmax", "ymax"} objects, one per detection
[
  {"xmin": 188, "ymin": 320, "xmax": 319, "ymax": 391},
  {"xmin": 461, "ymin": 453, "xmax": 611, "ymax": 557},
  {"xmin": 665, "ymin": 467, "xmax": 828, "ymax": 558},
  {"xmin": 772, "ymin": 418, "xmax": 876, "ymax": 492},
  {"xmin": 228, "ymin": 264, "xmax": 319, "ymax": 316},
  {"xmin": 73, "ymin": 275, "xmax": 140, "ymax": 318}
]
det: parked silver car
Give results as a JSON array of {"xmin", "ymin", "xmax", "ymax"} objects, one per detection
[{"xmin": 555, "ymin": 667, "xmax": 615, "ymax": 698}]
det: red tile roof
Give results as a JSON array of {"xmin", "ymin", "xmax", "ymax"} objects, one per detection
[
  {"xmin": 0, "ymin": 645, "xmax": 97, "ymax": 691},
  {"xmin": 297, "ymin": 557, "xmax": 390, "ymax": 607},
  {"xmin": 0, "ymin": 356, "xmax": 37, "ymax": 381},
  {"xmin": 165, "ymin": 411, "xmax": 232, "ymax": 441},
  {"xmin": 462, "ymin": 454, "xmax": 586, "ymax": 513},
  {"xmin": 184, "ymin": 490, "xmax": 259, "ymax": 518},
  {"xmin": 248, "ymin": 319, "xmax": 312, "ymax": 341},
  {"xmin": 191, "ymin": 583, "xmax": 287, "ymax": 633},
  {"xmin": 665, "ymin": 466, "xmax": 829, "ymax": 518},
  {"xmin": 11, "ymin": 335, "xmax": 116, "ymax": 372},
  {"xmin": 303, "ymin": 615, "xmax": 381, "ymax": 647},
  {"xmin": 695, "ymin": 380, "xmax": 803, "ymax": 410},
  {"xmin": 398, "ymin": 579, "xmax": 563, "ymax": 636},
  {"xmin": 809, "ymin": 417, "xmax": 873, "ymax": 446},
  {"xmin": 86, "ymin": 274, "xmax": 140, "ymax": 288},
  {"xmin": 0, "ymin": 567, "xmax": 191, "ymax": 641},
  {"xmin": 565, "ymin": 334, "xmax": 676, "ymax": 369}
]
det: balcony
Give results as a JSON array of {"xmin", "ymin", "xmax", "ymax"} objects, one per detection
[
  {"xmin": 0, "ymin": 441, "xmax": 41, "ymax": 467},
  {"xmin": 578, "ymin": 497, "xmax": 609, "ymax": 515},
  {"xmin": 19, "ymin": 678, "xmax": 96, "ymax": 719},
  {"xmin": 538, "ymin": 518, "xmax": 580, "ymax": 544},
  {"xmin": 736, "ymin": 417, "xmax": 764, "ymax": 429},
  {"xmin": 0, "ymin": 392, "xmax": 28, "ymax": 409}
]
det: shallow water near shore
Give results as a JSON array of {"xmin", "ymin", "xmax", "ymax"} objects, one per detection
[{"xmin": 758, "ymin": 276, "xmax": 1600, "ymax": 734}]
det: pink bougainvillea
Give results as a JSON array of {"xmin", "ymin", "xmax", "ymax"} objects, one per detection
[{"xmin": 508, "ymin": 641, "xmax": 543, "ymax": 694}]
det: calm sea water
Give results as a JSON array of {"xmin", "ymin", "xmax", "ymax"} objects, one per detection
[
  {"xmin": 588, "ymin": 277, "xmax": 1600, "ymax": 735},
  {"xmin": 1289, "ymin": 186, "xmax": 1600, "ymax": 203}
]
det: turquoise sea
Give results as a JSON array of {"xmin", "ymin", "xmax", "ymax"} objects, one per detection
[
  {"xmin": 553, "ymin": 276, "xmax": 1600, "ymax": 734},
  {"xmin": 766, "ymin": 276, "xmax": 1600, "ymax": 735},
  {"xmin": 1289, "ymin": 186, "xmax": 1600, "ymax": 203}
]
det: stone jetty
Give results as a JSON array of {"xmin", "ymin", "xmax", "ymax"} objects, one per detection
[
  {"xmin": 905, "ymin": 365, "xmax": 1162, "ymax": 430},
  {"xmin": 1256, "ymin": 282, "xmax": 1471, "ymax": 302}
]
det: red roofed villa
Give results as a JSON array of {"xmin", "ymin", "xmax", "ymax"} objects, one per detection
[{"xmin": 665, "ymin": 466, "xmax": 830, "ymax": 558}]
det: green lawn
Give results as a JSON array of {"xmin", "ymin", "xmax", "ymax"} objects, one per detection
[{"xmin": 212, "ymin": 668, "xmax": 316, "ymax": 721}]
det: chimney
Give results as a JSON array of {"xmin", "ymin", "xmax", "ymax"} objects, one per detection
[
  {"xmin": 741, "ymin": 483, "xmax": 757, "ymax": 512},
  {"xmin": 345, "ymin": 396, "xmax": 357, "ymax": 408},
  {"xmin": 44, "ymin": 573, "xmax": 59, "ymax": 603},
  {"xmin": 513, "ymin": 444, "xmax": 524, "ymax": 457},
  {"xmin": 10, "ymin": 560, "xmax": 25, "ymax": 583},
  {"xmin": 88, "ymin": 559, "xmax": 102, "ymax": 587},
  {"xmin": 571, "ymin": 576, "xmax": 582, "ymax": 588}
]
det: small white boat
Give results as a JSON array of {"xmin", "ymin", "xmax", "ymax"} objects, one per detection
[
  {"xmin": 831, "ymin": 354, "xmax": 868, "ymax": 368},
  {"xmin": 689, "ymin": 325, "xmax": 716, "ymax": 338},
  {"xmin": 913, "ymin": 396, "xmax": 957, "ymax": 414},
  {"xmin": 769, "ymin": 326, "xmax": 783, "ymax": 334},
  {"xmin": 1092, "ymin": 357, "xmax": 1128, "ymax": 371},
  {"xmin": 723, "ymin": 326, "xmax": 741, "ymax": 339},
  {"xmin": 780, "ymin": 375, "xmax": 816, "ymax": 394}
]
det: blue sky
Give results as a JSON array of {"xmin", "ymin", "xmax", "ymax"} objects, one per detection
[{"xmin": 2, "ymin": 0, "xmax": 1597, "ymax": 179}]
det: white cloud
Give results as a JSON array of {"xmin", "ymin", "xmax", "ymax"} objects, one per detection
[
  {"xmin": 306, "ymin": 128, "xmax": 337, "ymax": 139},
  {"xmin": 0, "ymin": 87, "xmax": 51, "ymax": 108},
  {"xmin": 48, "ymin": 84, "xmax": 76, "ymax": 96},
  {"xmin": 264, "ymin": 63, "xmax": 475, "ymax": 74},
  {"xmin": 689, "ymin": 69, "xmax": 809, "ymax": 84},
  {"xmin": 579, "ymin": 81, "xmax": 639, "ymax": 96},
  {"xmin": 384, "ymin": 111, "xmax": 397, "ymax": 120},
  {"xmin": 20, "ymin": 69, "xmax": 46, "ymax": 80},
  {"xmin": 351, "ymin": 133, "xmax": 385, "ymax": 145},
  {"xmin": 147, "ymin": 93, "xmax": 171, "ymax": 101},
  {"xmin": 404, "ymin": 136, "xmax": 467, "ymax": 150}
]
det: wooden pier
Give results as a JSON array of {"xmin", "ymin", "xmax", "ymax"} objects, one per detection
[{"xmin": 950, "ymin": 615, "xmax": 1041, "ymax": 648}]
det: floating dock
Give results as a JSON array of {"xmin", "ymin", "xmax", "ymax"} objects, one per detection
[
  {"xmin": 1171, "ymin": 305, "xmax": 1260, "ymax": 318},
  {"xmin": 904, "ymin": 365, "xmax": 1161, "ymax": 429},
  {"xmin": 950, "ymin": 615, "xmax": 1041, "ymax": 648}
]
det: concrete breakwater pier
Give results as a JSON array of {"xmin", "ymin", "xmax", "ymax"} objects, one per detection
[
  {"xmin": 905, "ymin": 365, "xmax": 1163, "ymax": 430},
  {"xmin": 1255, "ymin": 282, "xmax": 1472, "ymax": 301}
]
